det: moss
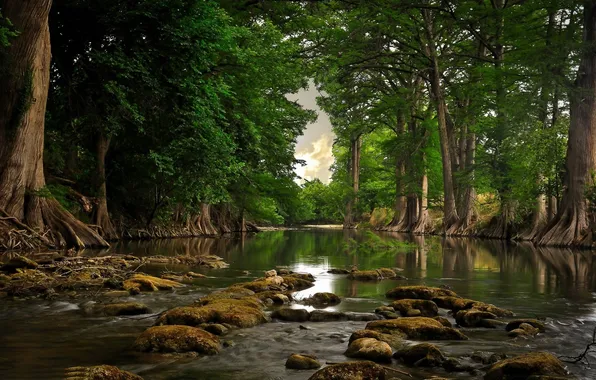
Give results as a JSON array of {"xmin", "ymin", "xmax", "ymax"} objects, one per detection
[
  {"xmin": 65, "ymin": 365, "xmax": 143, "ymax": 380},
  {"xmin": 433, "ymin": 296, "xmax": 476, "ymax": 311},
  {"xmin": 349, "ymin": 329, "xmax": 404, "ymax": 348},
  {"xmin": 455, "ymin": 310, "xmax": 498, "ymax": 327},
  {"xmin": 348, "ymin": 268, "xmax": 397, "ymax": 281},
  {"xmin": 433, "ymin": 316, "xmax": 452, "ymax": 327},
  {"xmin": 386, "ymin": 286, "xmax": 458, "ymax": 300},
  {"xmin": 281, "ymin": 275, "xmax": 315, "ymax": 290},
  {"xmin": 391, "ymin": 299, "xmax": 439, "ymax": 317},
  {"xmin": 344, "ymin": 338, "xmax": 393, "ymax": 363},
  {"xmin": 133, "ymin": 325, "xmax": 219, "ymax": 354},
  {"xmin": 303, "ymin": 292, "xmax": 341, "ymax": 307},
  {"xmin": 484, "ymin": 352, "xmax": 567, "ymax": 380},
  {"xmin": 285, "ymin": 354, "xmax": 322, "ymax": 370},
  {"xmin": 308, "ymin": 361, "xmax": 388, "ymax": 380},
  {"xmin": 284, "ymin": 272, "xmax": 315, "ymax": 281},
  {"xmin": 156, "ymin": 300, "xmax": 267, "ymax": 328},
  {"xmin": 123, "ymin": 274, "xmax": 183, "ymax": 292},
  {"xmin": 198, "ymin": 296, "xmax": 263, "ymax": 310},
  {"xmin": 97, "ymin": 302, "xmax": 151, "ymax": 316},
  {"xmin": 366, "ymin": 317, "xmax": 468, "ymax": 340},
  {"xmin": 505, "ymin": 319, "xmax": 546, "ymax": 333},
  {"xmin": 394, "ymin": 343, "xmax": 445, "ymax": 367}
]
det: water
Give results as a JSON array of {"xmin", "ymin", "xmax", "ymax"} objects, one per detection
[{"xmin": 1, "ymin": 229, "xmax": 596, "ymax": 379}]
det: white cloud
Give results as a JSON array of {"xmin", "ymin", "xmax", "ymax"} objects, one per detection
[{"xmin": 295, "ymin": 133, "xmax": 334, "ymax": 184}]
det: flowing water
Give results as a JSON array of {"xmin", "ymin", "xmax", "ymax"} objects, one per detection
[{"xmin": 1, "ymin": 228, "xmax": 596, "ymax": 379}]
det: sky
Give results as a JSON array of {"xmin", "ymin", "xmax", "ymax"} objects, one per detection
[{"xmin": 287, "ymin": 83, "xmax": 335, "ymax": 184}]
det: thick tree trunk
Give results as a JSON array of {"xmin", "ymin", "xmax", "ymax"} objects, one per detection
[
  {"xmin": 92, "ymin": 132, "xmax": 117, "ymax": 240},
  {"xmin": 0, "ymin": 0, "xmax": 108, "ymax": 249},
  {"xmin": 385, "ymin": 113, "xmax": 407, "ymax": 230},
  {"xmin": 197, "ymin": 203, "xmax": 218, "ymax": 235},
  {"xmin": 344, "ymin": 135, "xmax": 361, "ymax": 229},
  {"xmin": 539, "ymin": 2, "xmax": 596, "ymax": 247}
]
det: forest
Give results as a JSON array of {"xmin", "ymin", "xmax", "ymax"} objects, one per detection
[{"xmin": 1, "ymin": 0, "xmax": 596, "ymax": 249}]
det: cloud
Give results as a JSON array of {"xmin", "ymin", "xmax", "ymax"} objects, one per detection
[{"xmin": 295, "ymin": 133, "xmax": 334, "ymax": 184}]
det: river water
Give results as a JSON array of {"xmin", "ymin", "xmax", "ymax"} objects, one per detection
[{"xmin": 0, "ymin": 229, "xmax": 595, "ymax": 379}]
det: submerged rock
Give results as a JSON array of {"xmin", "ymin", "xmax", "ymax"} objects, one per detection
[
  {"xmin": 156, "ymin": 299, "xmax": 267, "ymax": 328},
  {"xmin": 345, "ymin": 312, "xmax": 382, "ymax": 321},
  {"xmin": 309, "ymin": 310, "xmax": 347, "ymax": 322},
  {"xmin": 366, "ymin": 317, "xmax": 468, "ymax": 340},
  {"xmin": 394, "ymin": 343, "xmax": 445, "ymax": 367},
  {"xmin": 123, "ymin": 274, "xmax": 183, "ymax": 292},
  {"xmin": 471, "ymin": 352, "xmax": 507, "ymax": 365},
  {"xmin": 133, "ymin": 325, "xmax": 219, "ymax": 354},
  {"xmin": 505, "ymin": 319, "xmax": 546, "ymax": 333},
  {"xmin": 455, "ymin": 310, "xmax": 498, "ymax": 328},
  {"xmin": 391, "ymin": 299, "xmax": 439, "ymax": 317},
  {"xmin": 285, "ymin": 353, "xmax": 322, "ymax": 370},
  {"xmin": 348, "ymin": 268, "xmax": 396, "ymax": 281},
  {"xmin": 92, "ymin": 302, "xmax": 150, "ymax": 316},
  {"xmin": 349, "ymin": 329, "xmax": 404, "ymax": 348},
  {"xmin": 328, "ymin": 268, "xmax": 351, "ymax": 274},
  {"xmin": 303, "ymin": 292, "xmax": 341, "ymax": 307},
  {"xmin": 345, "ymin": 338, "xmax": 393, "ymax": 363},
  {"xmin": 272, "ymin": 307, "xmax": 310, "ymax": 322},
  {"xmin": 65, "ymin": 365, "xmax": 143, "ymax": 380},
  {"xmin": 308, "ymin": 361, "xmax": 388, "ymax": 380},
  {"xmin": 508, "ymin": 323, "xmax": 540, "ymax": 338},
  {"xmin": 484, "ymin": 352, "xmax": 567, "ymax": 380},
  {"xmin": 386, "ymin": 286, "xmax": 458, "ymax": 300}
]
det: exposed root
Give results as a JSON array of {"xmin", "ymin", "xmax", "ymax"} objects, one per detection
[{"xmin": 538, "ymin": 203, "xmax": 592, "ymax": 247}]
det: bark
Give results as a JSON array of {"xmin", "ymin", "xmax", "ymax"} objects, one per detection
[
  {"xmin": 196, "ymin": 203, "xmax": 218, "ymax": 235},
  {"xmin": 0, "ymin": 0, "xmax": 108, "ymax": 249},
  {"xmin": 422, "ymin": 9, "xmax": 459, "ymax": 232},
  {"xmin": 539, "ymin": 1, "xmax": 596, "ymax": 247},
  {"xmin": 92, "ymin": 132, "xmax": 117, "ymax": 240},
  {"xmin": 343, "ymin": 135, "xmax": 361, "ymax": 229},
  {"xmin": 413, "ymin": 153, "xmax": 432, "ymax": 234},
  {"xmin": 384, "ymin": 113, "xmax": 407, "ymax": 230}
]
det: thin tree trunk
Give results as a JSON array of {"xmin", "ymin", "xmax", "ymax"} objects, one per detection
[
  {"xmin": 92, "ymin": 132, "xmax": 117, "ymax": 240},
  {"xmin": 413, "ymin": 152, "xmax": 431, "ymax": 234},
  {"xmin": 0, "ymin": 0, "xmax": 108, "ymax": 249},
  {"xmin": 539, "ymin": 2, "xmax": 596, "ymax": 247},
  {"xmin": 344, "ymin": 135, "xmax": 361, "ymax": 229},
  {"xmin": 385, "ymin": 113, "xmax": 407, "ymax": 230}
]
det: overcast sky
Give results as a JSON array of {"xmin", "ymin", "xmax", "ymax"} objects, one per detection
[{"xmin": 287, "ymin": 83, "xmax": 335, "ymax": 184}]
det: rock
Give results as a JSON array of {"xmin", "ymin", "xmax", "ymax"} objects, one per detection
[
  {"xmin": 123, "ymin": 274, "xmax": 184, "ymax": 292},
  {"xmin": 433, "ymin": 296, "xmax": 476, "ymax": 311},
  {"xmin": 264, "ymin": 269, "xmax": 277, "ymax": 277},
  {"xmin": 366, "ymin": 317, "xmax": 468, "ymax": 340},
  {"xmin": 442, "ymin": 357, "xmax": 475, "ymax": 372},
  {"xmin": 349, "ymin": 329, "xmax": 404, "ymax": 348},
  {"xmin": 102, "ymin": 290, "xmax": 132, "ymax": 298},
  {"xmin": 285, "ymin": 272, "xmax": 316, "ymax": 281},
  {"xmin": 200, "ymin": 323, "xmax": 228, "ymax": 336},
  {"xmin": 156, "ymin": 299, "xmax": 267, "ymax": 328},
  {"xmin": 348, "ymin": 268, "xmax": 396, "ymax": 281},
  {"xmin": 484, "ymin": 352, "xmax": 567, "ymax": 380},
  {"xmin": 1, "ymin": 255, "xmax": 38, "ymax": 273},
  {"xmin": 328, "ymin": 268, "xmax": 350, "ymax": 274},
  {"xmin": 345, "ymin": 338, "xmax": 393, "ymax": 363},
  {"xmin": 378, "ymin": 311, "xmax": 399, "ymax": 319},
  {"xmin": 308, "ymin": 361, "xmax": 388, "ymax": 380},
  {"xmin": 303, "ymin": 292, "xmax": 341, "ymax": 307},
  {"xmin": 94, "ymin": 302, "xmax": 150, "ymax": 316},
  {"xmin": 197, "ymin": 287, "xmax": 257, "ymax": 304},
  {"xmin": 433, "ymin": 316, "xmax": 452, "ymax": 327},
  {"xmin": 285, "ymin": 353, "xmax": 322, "ymax": 370},
  {"xmin": 455, "ymin": 310, "xmax": 498, "ymax": 328},
  {"xmin": 391, "ymin": 299, "xmax": 439, "ymax": 317},
  {"xmin": 272, "ymin": 307, "xmax": 310, "ymax": 322},
  {"xmin": 281, "ymin": 275, "xmax": 315, "ymax": 290},
  {"xmin": 223, "ymin": 340, "xmax": 234, "ymax": 348},
  {"xmin": 471, "ymin": 351, "xmax": 507, "ymax": 365},
  {"xmin": 133, "ymin": 325, "xmax": 219, "ymax": 354},
  {"xmin": 505, "ymin": 319, "xmax": 546, "ymax": 333},
  {"xmin": 508, "ymin": 323, "xmax": 540, "ymax": 338},
  {"xmin": 65, "ymin": 365, "xmax": 143, "ymax": 380},
  {"xmin": 161, "ymin": 274, "xmax": 185, "ymax": 282},
  {"xmin": 309, "ymin": 310, "xmax": 347, "ymax": 322},
  {"xmin": 345, "ymin": 312, "xmax": 383, "ymax": 321},
  {"xmin": 253, "ymin": 290, "xmax": 293, "ymax": 303},
  {"xmin": 470, "ymin": 303, "xmax": 514, "ymax": 318},
  {"xmin": 386, "ymin": 286, "xmax": 458, "ymax": 300},
  {"xmin": 186, "ymin": 271, "xmax": 205, "ymax": 278},
  {"xmin": 394, "ymin": 343, "xmax": 445, "ymax": 367},
  {"xmin": 375, "ymin": 306, "xmax": 395, "ymax": 313},
  {"xmin": 270, "ymin": 293, "xmax": 290, "ymax": 304}
]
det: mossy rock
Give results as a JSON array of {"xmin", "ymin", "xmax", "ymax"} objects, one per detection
[
  {"xmin": 272, "ymin": 307, "xmax": 310, "ymax": 322},
  {"xmin": 344, "ymin": 338, "xmax": 393, "ymax": 363},
  {"xmin": 394, "ymin": 343, "xmax": 445, "ymax": 367},
  {"xmin": 235, "ymin": 279, "xmax": 280, "ymax": 293},
  {"xmin": 310, "ymin": 310, "xmax": 347, "ymax": 322},
  {"xmin": 200, "ymin": 323, "xmax": 229, "ymax": 336},
  {"xmin": 285, "ymin": 353, "xmax": 322, "ymax": 370},
  {"xmin": 386, "ymin": 286, "xmax": 458, "ymax": 300},
  {"xmin": 253, "ymin": 290, "xmax": 293, "ymax": 303},
  {"xmin": 123, "ymin": 274, "xmax": 183, "ymax": 292},
  {"xmin": 328, "ymin": 268, "xmax": 350, "ymax": 274},
  {"xmin": 349, "ymin": 329, "xmax": 404, "ymax": 348},
  {"xmin": 303, "ymin": 292, "xmax": 341, "ymax": 307},
  {"xmin": 505, "ymin": 319, "xmax": 546, "ymax": 333},
  {"xmin": 284, "ymin": 272, "xmax": 316, "ymax": 281},
  {"xmin": 470, "ymin": 303, "xmax": 514, "ymax": 318},
  {"xmin": 433, "ymin": 316, "xmax": 452, "ymax": 327},
  {"xmin": 484, "ymin": 352, "xmax": 567, "ymax": 380},
  {"xmin": 455, "ymin": 310, "xmax": 498, "ymax": 328},
  {"xmin": 94, "ymin": 302, "xmax": 151, "ymax": 316},
  {"xmin": 133, "ymin": 325, "xmax": 219, "ymax": 354},
  {"xmin": 348, "ymin": 268, "xmax": 396, "ymax": 281},
  {"xmin": 196, "ymin": 287, "xmax": 256, "ymax": 304},
  {"xmin": 508, "ymin": 323, "xmax": 540, "ymax": 338},
  {"xmin": 198, "ymin": 296, "xmax": 264, "ymax": 310},
  {"xmin": 308, "ymin": 361, "xmax": 388, "ymax": 380},
  {"xmin": 366, "ymin": 317, "xmax": 468, "ymax": 340},
  {"xmin": 281, "ymin": 275, "xmax": 315, "ymax": 290},
  {"xmin": 391, "ymin": 299, "xmax": 439, "ymax": 317},
  {"xmin": 156, "ymin": 301, "xmax": 267, "ymax": 329},
  {"xmin": 65, "ymin": 365, "xmax": 143, "ymax": 380},
  {"xmin": 433, "ymin": 296, "xmax": 476, "ymax": 311}
]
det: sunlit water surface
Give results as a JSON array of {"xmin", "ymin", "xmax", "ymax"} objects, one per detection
[{"xmin": 1, "ymin": 229, "xmax": 596, "ymax": 379}]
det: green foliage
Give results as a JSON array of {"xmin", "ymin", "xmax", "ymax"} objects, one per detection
[{"xmin": 344, "ymin": 230, "xmax": 418, "ymax": 253}]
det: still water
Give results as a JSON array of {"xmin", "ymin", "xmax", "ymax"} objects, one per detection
[{"xmin": 1, "ymin": 229, "xmax": 595, "ymax": 379}]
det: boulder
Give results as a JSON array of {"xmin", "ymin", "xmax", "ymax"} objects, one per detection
[
  {"xmin": 328, "ymin": 268, "xmax": 350, "ymax": 274},
  {"xmin": 391, "ymin": 299, "xmax": 439, "ymax": 317},
  {"xmin": 303, "ymin": 292, "xmax": 341, "ymax": 307},
  {"xmin": 308, "ymin": 361, "xmax": 388, "ymax": 380},
  {"xmin": 505, "ymin": 319, "xmax": 546, "ymax": 333},
  {"xmin": 345, "ymin": 312, "xmax": 383, "ymax": 321},
  {"xmin": 344, "ymin": 338, "xmax": 393, "ymax": 363},
  {"xmin": 433, "ymin": 316, "xmax": 452, "ymax": 327},
  {"xmin": 508, "ymin": 323, "xmax": 540, "ymax": 338},
  {"xmin": 133, "ymin": 325, "xmax": 219, "ymax": 354},
  {"xmin": 264, "ymin": 269, "xmax": 277, "ymax": 277},
  {"xmin": 123, "ymin": 274, "xmax": 183, "ymax": 292},
  {"xmin": 349, "ymin": 329, "xmax": 404, "ymax": 348},
  {"xmin": 285, "ymin": 353, "xmax": 322, "ymax": 370},
  {"xmin": 471, "ymin": 352, "xmax": 507, "ymax": 365},
  {"xmin": 348, "ymin": 268, "xmax": 396, "ymax": 281},
  {"xmin": 386, "ymin": 286, "xmax": 458, "ymax": 300},
  {"xmin": 484, "ymin": 352, "xmax": 567, "ymax": 380},
  {"xmin": 394, "ymin": 343, "xmax": 445, "ymax": 367},
  {"xmin": 281, "ymin": 275, "xmax": 315, "ymax": 290},
  {"xmin": 309, "ymin": 310, "xmax": 347, "ymax": 322},
  {"xmin": 366, "ymin": 317, "xmax": 468, "ymax": 340},
  {"xmin": 433, "ymin": 296, "xmax": 476, "ymax": 311},
  {"xmin": 270, "ymin": 293, "xmax": 290, "ymax": 305},
  {"xmin": 200, "ymin": 323, "xmax": 228, "ymax": 336},
  {"xmin": 93, "ymin": 302, "xmax": 150, "ymax": 316},
  {"xmin": 455, "ymin": 310, "xmax": 498, "ymax": 328},
  {"xmin": 65, "ymin": 365, "xmax": 143, "ymax": 380},
  {"xmin": 272, "ymin": 307, "xmax": 310, "ymax": 322}
]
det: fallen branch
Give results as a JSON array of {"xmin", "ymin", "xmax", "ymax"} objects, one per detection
[{"xmin": 559, "ymin": 325, "xmax": 596, "ymax": 365}]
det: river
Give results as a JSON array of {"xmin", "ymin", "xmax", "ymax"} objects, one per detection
[{"xmin": 0, "ymin": 229, "xmax": 595, "ymax": 379}]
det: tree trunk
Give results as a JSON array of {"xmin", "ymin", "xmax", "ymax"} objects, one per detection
[
  {"xmin": 344, "ymin": 135, "xmax": 361, "ymax": 229},
  {"xmin": 413, "ymin": 153, "xmax": 432, "ymax": 234},
  {"xmin": 197, "ymin": 203, "xmax": 218, "ymax": 235},
  {"xmin": 385, "ymin": 113, "xmax": 407, "ymax": 230},
  {"xmin": 92, "ymin": 132, "xmax": 117, "ymax": 240},
  {"xmin": 539, "ymin": 2, "xmax": 596, "ymax": 247},
  {"xmin": 0, "ymin": 0, "xmax": 108, "ymax": 249}
]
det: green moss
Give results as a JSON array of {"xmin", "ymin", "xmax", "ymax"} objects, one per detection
[
  {"xmin": 366, "ymin": 317, "xmax": 468, "ymax": 340},
  {"xmin": 133, "ymin": 325, "xmax": 219, "ymax": 354}
]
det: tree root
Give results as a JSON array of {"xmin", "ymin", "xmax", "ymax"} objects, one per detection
[{"xmin": 559, "ymin": 326, "xmax": 596, "ymax": 365}]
